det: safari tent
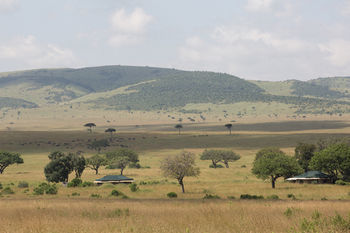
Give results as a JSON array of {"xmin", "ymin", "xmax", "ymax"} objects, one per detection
[
  {"xmin": 286, "ymin": 171, "xmax": 331, "ymax": 184},
  {"xmin": 94, "ymin": 175, "xmax": 134, "ymax": 185}
]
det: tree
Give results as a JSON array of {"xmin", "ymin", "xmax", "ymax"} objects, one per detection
[
  {"xmin": 105, "ymin": 128, "xmax": 116, "ymax": 140},
  {"xmin": 221, "ymin": 150, "xmax": 240, "ymax": 168},
  {"xmin": 200, "ymin": 150, "xmax": 223, "ymax": 168},
  {"xmin": 88, "ymin": 139, "xmax": 109, "ymax": 153},
  {"xmin": 252, "ymin": 148, "xmax": 302, "ymax": 188},
  {"xmin": 294, "ymin": 142, "xmax": 316, "ymax": 172},
  {"xmin": 175, "ymin": 124, "xmax": 183, "ymax": 135},
  {"xmin": 310, "ymin": 143, "xmax": 350, "ymax": 182},
  {"xmin": 44, "ymin": 155, "xmax": 74, "ymax": 183},
  {"xmin": 224, "ymin": 123, "xmax": 233, "ymax": 135},
  {"xmin": 0, "ymin": 151, "xmax": 23, "ymax": 174},
  {"xmin": 71, "ymin": 154, "xmax": 86, "ymax": 178},
  {"xmin": 87, "ymin": 154, "xmax": 107, "ymax": 175},
  {"xmin": 160, "ymin": 151, "xmax": 200, "ymax": 193},
  {"xmin": 254, "ymin": 147, "xmax": 283, "ymax": 161},
  {"xmin": 84, "ymin": 123, "xmax": 96, "ymax": 133},
  {"xmin": 106, "ymin": 149, "xmax": 139, "ymax": 175}
]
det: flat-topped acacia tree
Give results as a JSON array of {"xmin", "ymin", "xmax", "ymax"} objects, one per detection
[
  {"xmin": 175, "ymin": 124, "xmax": 183, "ymax": 135},
  {"xmin": 105, "ymin": 128, "xmax": 116, "ymax": 140},
  {"xmin": 224, "ymin": 123, "xmax": 233, "ymax": 135},
  {"xmin": 0, "ymin": 151, "xmax": 23, "ymax": 174},
  {"xmin": 84, "ymin": 123, "xmax": 96, "ymax": 133}
]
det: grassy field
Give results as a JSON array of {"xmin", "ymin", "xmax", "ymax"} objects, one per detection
[{"xmin": 1, "ymin": 120, "xmax": 350, "ymax": 232}]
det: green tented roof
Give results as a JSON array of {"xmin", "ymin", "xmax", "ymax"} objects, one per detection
[
  {"xmin": 291, "ymin": 171, "xmax": 330, "ymax": 179},
  {"xmin": 95, "ymin": 175, "xmax": 133, "ymax": 181}
]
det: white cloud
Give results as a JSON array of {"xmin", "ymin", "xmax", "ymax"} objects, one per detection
[
  {"xmin": 0, "ymin": 35, "xmax": 79, "ymax": 68},
  {"xmin": 0, "ymin": 0, "xmax": 18, "ymax": 13},
  {"xmin": 245, "ymin": 0, "xmax": 274, "ymax": 11},
  {"xmin": 319, "ymin": 39, "xmax": 350, "ymax": 67},
  {"xmin": 109, "ymin": 8, "xmax": 153, "ymax": 47}
]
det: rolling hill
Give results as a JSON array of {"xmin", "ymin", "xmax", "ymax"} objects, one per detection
[{"xmin": 0, "ymin": 66, "xmax": 350, "ymax": 124}]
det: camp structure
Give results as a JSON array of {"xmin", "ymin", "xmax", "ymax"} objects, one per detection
[
  {"xmin": 94, "ymin": 175, "xmax": 134, "ymax": 185},
  {"xmin": 286, "ymin": 171, "xmax": 331, "ymax": 184}
]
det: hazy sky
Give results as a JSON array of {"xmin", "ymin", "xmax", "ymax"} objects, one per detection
[{"xmin": 1, "ymin": 0, "xmax": 350, "ymax": 81}]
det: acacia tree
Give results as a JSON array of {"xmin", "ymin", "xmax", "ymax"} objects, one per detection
[
  {"xmin": 106, "ymin": 149, "xmax": 139, "ymax": 175},
  {"xmin": 224, "ymin": 123, "xmax": 233, "ymax": 135},
  {"xmin": 84, "ymin": 123, "xmax": 96, "ymax": 133},
  {"xmin": 87, "ymin": 154, "xmax": 106, "ymax": 175},
  {"xmin": 252, "ymin": 148, "xmax": 302, "ymax": 188},
  {"xmin": 200, "ymin": 149, "xmax": 223, "ymax": 168},
  {"xmin": 160, "ymin": 151, "xmax": 200, "ymax": 193},
  {"xmin": 221, "ymin": 150, "xmax": 240, "ymax": 168},
  {"xmin": 310, "ymin": 143, "xmax": 350, "ymax": 182},
  {"xmin": 175, "ymin": 124, "xmax": 183, "ymax": 135},
  {"xmin": 105, "ymin": 128, "xmax": 116, "ymax": 140},
  {"xmin": 0, "ymin": 151, "xmax": 23, "ymax": 174},
  {"xmin": 71, "ymin": 154, "xmax": 86, "ymax": 178},
  {"xmin": 294, "ymin": 142, "xmax": 316, "ymax": 172}
]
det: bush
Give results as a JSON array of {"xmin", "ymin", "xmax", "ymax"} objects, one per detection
[
  {"xmin": 209, "ymin": 164, "xmax": 224, "ymax": 168},
  {"xmin": 267, "ymin": 194, "xmax": 279, "ymax": 200},
  {"xmin": 82, "ymin": 181, "xmax": 94, "ymax": 187},
  {"xmin": 240, "ymin": 194, "xmax": 264, "ymax": 200},
  {"xmin": 72, "ymin": 192, "xmax": 80, "ymax": 196},
  {"xmin": 33, "ymin": 183, "xmax": 57, "ymax": 195},
  {"xmin": 227, "ymin": 196, "xmax": 236, "ymax": 199},
  {"xmin": 129, "ymin": 162, "xmax": 141, "ymax": 169},
  {"xmin": 287, "ymin": 193, "xmax": 296, "ymax": 200},
  {"xmin": 129, "ymin": 183, "xmax": 139, "ymax": 192},
  {"xmin": 111, "ymin": 189, "xmax": 123, "ymax": 197},
  {"xmin": 33, "ymin": 186, "xmax": 45, "ymax": 195},
  {"xmin": 335, "ymin": 180, "xmax": 348, "ymax": 185},
  {"xmin": 67, "ymin": 178, "xmax": 83, "ymax": 187},
  {"xmin": 18, "ymin": 181, "xmax": 29, "ymax": 188},
  {"xmin": 1, "ymin": 187, "xmax": 15, "ymax": 195},
  {"xmin": 203, "ymin": 194, "xmax": 221, "ymax": 199},
  {"xmin": 45, "ymin": 185, "xmax": 58, "ymax": 195},
  {"xmin": 241, "ymin": 165, "xmax": 247, "ymax": 168},
  {"xmin": 167, "ymin": 192, "xmax": 177, "ymax": 198},
  {"xmin": 90, "ymin": 193, "xmax": 101, "ymax": 198}
]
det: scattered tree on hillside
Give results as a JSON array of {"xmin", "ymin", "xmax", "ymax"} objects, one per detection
[
  {"xmin": 71, "ymin": 154, "xmax": 86, "ymax": 178},
  {"xmin": 294, "ymin": 142, "xmax": 316, "ymax": 172},
  {"xmin": 175, "ymin": 124, "xmax": 183, "ymax": 135},
  {"xmin": 200, "ymin": 150, "xmax": 223, "ymax": 168},
  {"xmin": 106, "ymin": 149, "xmax": 139, "ymax": 175},
  {"xmin": 87, "ymin": 154, "xmax": 107, "ymax": 175},
  {"xmin": 0, "ymin": 151, "xmax": 23, "ymax": 174},
  {"xmin": 224, "ymin": 123, "xmax": 233, "ymax": 135},
  {"xmin": 160, "ymin": 151, "xmax": 200, "ymax": 193},
  {"xmin": 254, "ymin": 147, "xmax": 284, "ymax": 161},
  {"xmin": 310, "ymin": 143, "xmax": 350, "ymax": 182},
  {"xmin": 84, "ymin": 123, "xmax": 96, "ymax": 133},
  {"xmin": 105, "ymin": 128, "xmax": 116, "ymax": 140},
  {"xmin": 252, "ymin": 148, "xmax": 302, "ymax": 188},
  {"xmin": 221, "ymin": 150, "xmax": 241, "ymax": 168}
]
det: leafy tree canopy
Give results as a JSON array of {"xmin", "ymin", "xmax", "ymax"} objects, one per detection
[
  {"xmin": 106, "ymin": 149, "xmax": 139, "ymax": 175},
  {"xmin": 294, "ymin": 142, "xmax": 316, "ymax": 172},
  {"xmin": 0, "ymin": 151, "xmax": 23, "ymax": 174},
  {"xmin": 87, "ymin": 154, "xmax": 107, "ymax": 175}
]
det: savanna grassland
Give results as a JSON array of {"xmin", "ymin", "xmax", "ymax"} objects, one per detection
[{"xmin": 1, "ymin": 120, "xmax": 350, "ymax": 233}]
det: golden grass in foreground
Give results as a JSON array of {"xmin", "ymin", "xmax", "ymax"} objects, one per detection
[{"xmin": 0, "ymin": 199, "xmax": 350, "ymax": 233}]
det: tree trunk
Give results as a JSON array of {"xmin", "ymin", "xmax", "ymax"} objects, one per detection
[
  {"xmin": 95, "ymin": 168, "xmax": 98, "ymax": 175},
  {"xmin": 229, "ymin": 129, "xmax": 232, "ymax": 135},
  {"xmin": 120, "ymin": 167, "xmax": 124, "ymax": 175},
  {"xmin": 179, "ymin": 178, "xmax": 185, "ymax": 193},
  {"xmin": 271, "ymin": 176, "xmax": 276, "ymax": 189},
  {"xmin": 178, "ymin": 129, "xmax": 181, "ymax": 135},
  {"xmin": 224, "ymin": 161, "xmax": 229, "ymax": 168},
  {"xmin": 212, "ymin": 160, "xmax": 217, "ymax": 168}
]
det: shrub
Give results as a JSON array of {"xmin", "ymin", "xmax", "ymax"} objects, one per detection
[
  {"xmin": 284, "ymin": 208, "xmax": 293, "ymax": 218},
  {"xmin": 45, "ymin": 185, "xmax": 58, "ymax": 195},
  {"xmin": 0, "ymin": 182, "xmax": 2, "ymax": 190},
  {"xmin": 72, "ymin": 192, "xmax": 80, "ymax": 196},
  {"xmin": 18, "ymin": 181, "xmax": 29, "ymax": 188},
  {"xmin": 111, "ymin": 189, "xmax": 123, "ymax": 197},
  {"xmin": 267, "ymin": 194, "xmax": 279, "ymax": 200},
  {"xmin": 129, "ymin": 162, "xmax": 141, "ymax": 169},
  {"xmin": 335, "ymin": 180, "xmax": 348, "ymax": 185},
  {"xmin": 209, "ymin": 164, "xmax": 224, "ymax": 168},
  {"xmin": 241, "ymin": 165, "xmax": 247, "ymax": 168},
  {"xmin": 33, "ymin": 186, "xmax": 45, "ymax": 195},
  {"xmin": 1, "ymin": 187, "xmax": 15, "ymax": 195},
  {"xmin": 167, "ymin": 192, "xmax": 177, "ymax": 198},
  {"xmin": 82, "ymin": 181, "xmax": 94, "ymax": 187},
  {"xmin": 33, "ymin": 183, "xmax": 58, "ymax": 195},
  {"xmin": 67, "ymin": 178, "xmax": 83, "ymax": 187},
  {"xmin": 121, "ymin": 195, "xmax": 129, "ymax": 199},
  {"xmin": 321, "ymin": 197, "xmax": 328, "ymax": 201},
  {"xmin": 227, "ymin": 196, "xmax": 236, "ymax": 199},
  {"xmin": 90, "ymin": 193, "xmax": 101, "ymax": 198},
  {"xmin": 240, "ymin": 194, "xmax": 264, "ymax": 200},
  {"xmin": 129, "ymin": 183, "xmax": 139, "ymax": 192},
  {"xmin": 287, "ymin": 193, "xmax": 295, "ymax": 198},
  {"xmin": 203, "ymin": 194, "xmax": 221, "ymax": 199}
]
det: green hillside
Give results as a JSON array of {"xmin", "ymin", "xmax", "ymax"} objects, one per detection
[{"xmin": 0, "ymin": 66, "xmax": 350, "ymax": 116}]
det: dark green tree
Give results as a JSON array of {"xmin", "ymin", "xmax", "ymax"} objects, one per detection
[
  {"xmin": 200, "ymin": 149, "xmax": 222, "ymax": 168},
  {"xmin": 84, "ymin": 123, "xmax": 96, "ymax": 133},
  {"xmin": 224, "ymin": 123, "xmax": 233, "ymax": 135},
  {"xmin": 252, "ymin": 148, "xmax": 302, "ymax": 188},
  {"xmin": 0, "ymin": 151, "xmax": 23, "ymax": 174},
  {"xmin": 87, "ymin": 154, "xmax": 107, "ymax": 175},
  {"xmin": 221, "ymin": 150, "xmax": 240, "ymax": 168},
  {"xmin": 105, "ymin": 128, "xmax": 116, "ymax": 140},
  {"xmin": 175, "ymin": 124, "xmax": 183, "ymax": 135},
  {"xmin": 254, "ymin": 147, "xmax": 283, "ymax": 161},
  {"xmin": 44, "ymin": 155, "xmax": 74, "ymax": 183},
  {"xmin": 106, "ymin": 149, "xmax": 139, "ymax": 175},
  {"xmin": 294, "ymin": 142, "xmax": 316, "ymax": 172},
  {"xmin": 71, "ymin": 154, "xmax": 86, "ymax": 178},
  {"xmin": 310, "ymin": 143, "xmax": 350, "ymax": 182},
  {"xmin": 160, "ymin": 151, "xmax": 200, "ymax": 193}
]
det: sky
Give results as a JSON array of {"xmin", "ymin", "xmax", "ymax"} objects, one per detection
[{"xmin": 0, "ymin": 0, "xmax": 350, "ymax": 81}]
